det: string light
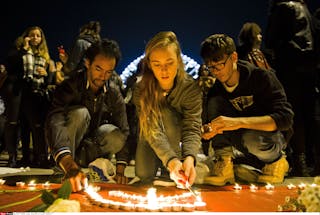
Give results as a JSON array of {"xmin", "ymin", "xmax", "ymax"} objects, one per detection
[{"xmin": 120, "ymin": 53, "xmax": 200, "ymax": 88}]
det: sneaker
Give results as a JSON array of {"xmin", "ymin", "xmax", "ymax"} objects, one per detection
[
  {"xmin": 88, "ymin": 158, "xmax": 116, "ymax": 183},
  {"xmin": 258, "ymin": 155, "xmax": 289, "ymax": 184}
]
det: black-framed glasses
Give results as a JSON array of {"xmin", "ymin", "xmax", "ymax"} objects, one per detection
[{"xmin": 205, "ymin": 55, "xmax": 231, "ymax": 72}]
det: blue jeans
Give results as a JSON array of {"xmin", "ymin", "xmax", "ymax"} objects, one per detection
[
  {"xmin": 135, "ymin": 107, "xmax": 183, "ymax": 183},
  {"xmin": 55, "ymin": 106, "xmax": 126, "ymax": 165}
]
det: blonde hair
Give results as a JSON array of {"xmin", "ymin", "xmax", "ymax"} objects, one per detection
[
  {"xmin": 138, "ymin": 31, "xmax": 187, "ymax": 142},
  {"xmin": 15, "ymin": 26, "xmax": 50, "ymax": 63}
]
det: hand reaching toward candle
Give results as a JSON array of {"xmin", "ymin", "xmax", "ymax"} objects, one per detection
[
  {"xmin": 168, "ymin": 157, "xmax": 196, "ymax": 189},
  {"xmin": 68, "ymin": 171, "xmax": 88, "ymax": 193},
  {"xmin": 182, "ymin": 156, "xmax": 196, "ymax": 186},
  {"xmin": 59, "ymin": 155, "xmax": 88, "ymax": 192}
]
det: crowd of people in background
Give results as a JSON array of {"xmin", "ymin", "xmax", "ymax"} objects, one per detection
[{"xmin": 0, "ymin": 0, "xmax": 319, "ymax": 191}]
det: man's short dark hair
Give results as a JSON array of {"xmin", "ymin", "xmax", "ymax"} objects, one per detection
[
  {"xmin": 200, "ymin": 34, "xmax": 236, "ymax": 62},
  {"xmin": 85, "ymin": 38, "xmax": 122, "ymax": 66}
]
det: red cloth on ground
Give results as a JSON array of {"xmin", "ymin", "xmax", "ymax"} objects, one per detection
[{"xmin": 0, "ymin": 183, "xmax": 298, "ymax": 212}]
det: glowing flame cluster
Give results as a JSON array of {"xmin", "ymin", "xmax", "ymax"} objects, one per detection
[{"xmin": 85, "ymin": 185, "xmax": 206, "ymax": 212}]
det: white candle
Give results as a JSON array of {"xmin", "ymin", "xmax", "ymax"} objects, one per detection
[
  {"xmin": 109, "ymin": 201, "xmax": 120, "ymax": 209},
  {"xmin": 233, "ymin": 183, "xmax": 242, "ymax": 190},
  {"xmin": 265, "ymin": 183, "xmax": 274, "ymax": 190},
  {"xmin": 298, "ymin": 182, "xmax": 306, "ymax": 189},
  {"xmin": 250, "ymin": 184, "xmax": 258, "ymax": 191},
  {"xmin": 119, "ymin": 201, "xmax": 134, "ymax": 211},
  {"xmin": 171, "ymin": 203, "xmax": 182, "ymax": 212},
  {"xmin": 16, "ymin": 181, "xmax": 25, "ymax": 187},
  {"xmin": 194, "ymin": 201, "xmax": 206, "ymax": 211},
  {"xmin": 183, "ymin": 203, "xmax": 195, "ymax": 212},
  {"xmin": 0, "ymin": 179, "xmax": 5, "ymax": 185},
  {"xmin": 42, "ymin": 181, "xmax": 50, "ymax": 188},
  {"xmin": 159, "ymin": 203, "xmax": 172, "ymax": 212},
  {"xmin": 287, "ymin": 183, "xmax": 296, "ymax": 190},
  {"xmin": 28, "ymin": 180, "xmax": 36, "ymax": 187},
  {"xmin": 135, "ymin": 203, "xmax": 147, "ymax": 212}
]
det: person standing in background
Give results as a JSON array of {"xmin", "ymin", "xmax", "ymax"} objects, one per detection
[
  {"xmin": 59, "ymin": 21, "xmax": 101, "ymax": 75},
  {"xmin": 237, "ymin": 22, "xmax": 271, "ymax": 70},
  {"xmin": 265, "ymin": 0, "xmax": 317, "ymax": 176},
  {"xmin": 2, "ymin": 26, "xmax": 54, "ymax": 167}
]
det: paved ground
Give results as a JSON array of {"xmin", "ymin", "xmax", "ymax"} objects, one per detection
[{"xmin": 0, "ymin": 149, "xmax": 315, "ymax": 186}]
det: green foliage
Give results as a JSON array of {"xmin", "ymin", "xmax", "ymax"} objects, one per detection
[
  {"xmin": 28, "ymin": 203, "xmax": 49, "ymax": 212},
  {"xmin": 57, "ymin": 180, "xmax": 72, "ymax": 199},
  {"xmin": 41, "ymin": 190, "xmax": 55, "ymax": 205},
  {"xmin": 28, "ymin": 180, "xmax": 72, "ymax": 212}
]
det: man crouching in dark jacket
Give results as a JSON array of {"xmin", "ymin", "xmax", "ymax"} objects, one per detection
[{"xmin": 45, "ymin": 38, "xmax": 129, "ymax": 192}]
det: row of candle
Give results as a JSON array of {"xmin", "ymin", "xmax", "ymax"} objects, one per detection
[
  {"xmin": 0, "ymin": 179, "xmax": 51, "ymax": 188},
  {"xmin": 16, "ymin": 180, "xmax": 51, "ymax": 189},
  {"xmin": 108, "ymin": 190, "xmax": 194, "ymax": 202},
  {"xmin": 0, "ymin": 178, "xmax": 311, "ymax": 192},
  {"xmin": 233, "ymin": 182, "xmax": 310, "ymax": 191},
  {"xmin": 85, "ymin": 186, "xmax": 206, "ymax": 212}
]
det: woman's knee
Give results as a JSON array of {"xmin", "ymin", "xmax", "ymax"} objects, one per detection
[{"xmin": 97, "ymin": 124, "xmax": 126, "ymax": 154}]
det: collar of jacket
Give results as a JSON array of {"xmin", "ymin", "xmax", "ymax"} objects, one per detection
[{"xmin": 86, "ymin": 80, "xmax": 107, "ymax": 93}]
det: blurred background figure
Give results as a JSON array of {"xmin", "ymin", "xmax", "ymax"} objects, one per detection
[
  {"xmin": 2, "ymin": 26, "xmax": 54, "ymax": 167},
  {"xmin": 237, "ymin": 22, "xmax": 271, "ymax": 70},
  {"xmin": 265, "ymin": 0, "xmax": 317, "ymax": 176},
  {"xmin": 59, "ymin": 21, "xmax": 101, "ymax": 75}
]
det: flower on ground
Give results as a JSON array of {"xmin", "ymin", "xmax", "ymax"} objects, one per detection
[
  {"xmin": 45, "ymin": 198, "xmax": 80, "ymax": 212},
  {"xmin": 278, "ymin": 176, "xmax": 320, "ymax": 212}
]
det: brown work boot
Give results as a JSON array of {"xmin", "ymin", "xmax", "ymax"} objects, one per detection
[
  {"xmin": 234, "ymin": 164, "xmax": 262, "ymax": 183},
  {"xmin": 203, "ymin": 156, "xmax": 235, "ymax": 186},
  {"xmin": 258, "ymin": 155, "xmax": 289, "ymax": 184}
]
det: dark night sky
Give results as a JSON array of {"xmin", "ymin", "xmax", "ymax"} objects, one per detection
[{"xmin": 1, "ymin": 0, "xmax": 319, "ymax": 73}]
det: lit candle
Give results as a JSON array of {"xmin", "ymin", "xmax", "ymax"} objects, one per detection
[
  {"xmin": 91, "ymin": 198, "xmax": 102, "ymax": 206},
  {"xmin": 265, "ymin": 183, "xmax": 274, "ymax": 190},
  {"xmin": 28, "ymin": 180, "xmax": 36, "ymax": 187},
  {"xmin": 42, "ymin": 181, "xmax": 50, "ymax": 188},
  {"xmin": 159, "ymin": 203, "xmax": 172, "ymax": 212},
  {"xmin": 233, "ymin": 183, "xmax": 242, "ymax": 190},
  {"xmin": 109, "ymin": 201, "xmax": 120, "ymax": 210},
  {"xmin": 194, "ymin": 201, "xmax": 206, "ymax": 211},
  {"xmin": 298, "ymin": 183, "xmax": 306, "ymax": 189},
  {"xmin": 287, "ymin": 183, "xmax": 296, "ymax": 190},
  {"xmin": 183, "ymin": 203, "xmax": 195, "ymax": 212},
  {"xmin": 249, "ymin": 184, "xmax": 258, "ymax": 192},
  {"xmin": 120, "ymin": 201, "xmax": 135, "ymax": 211},
  {"xmin": 146, "ymin": 188, "xmax": 159, "ymax": 211},
  {"xmin": 100, "ymin": 199, "xmax": 109, "ymax": 208},
  {"xmin": 16, "ymin": 181, "xmax": 25, "ymax": 187},
  {"xmin": 171, "ymin": 203, "xmax": 182, "ymax": 212},
  {"xmin": 135, "ymin": 203, "xmax": 147, "ymax": 212},
  {"xmin": 0, "ymin": 179, "xmax": 5, "ymax": 185}
]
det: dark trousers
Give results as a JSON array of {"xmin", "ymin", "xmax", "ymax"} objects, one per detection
[{"xmin": 207, "ymin": 96, "xmax": 286, "ymax": 169}]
